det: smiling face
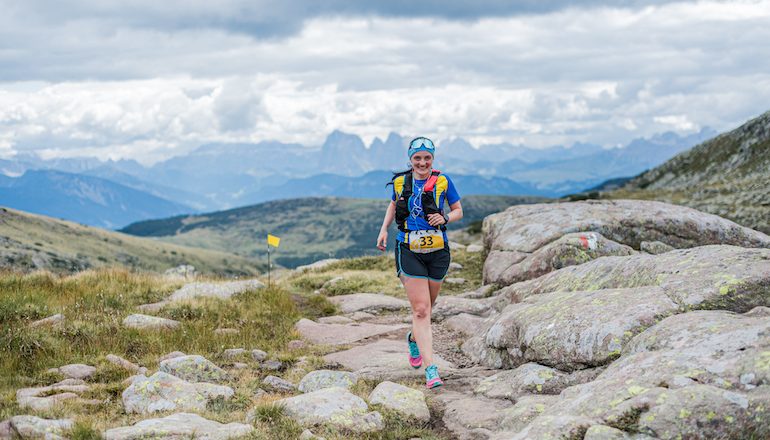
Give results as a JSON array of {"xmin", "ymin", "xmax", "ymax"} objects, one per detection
[{"xmin": 410, "ymin": 151, "xmax": 434, "ymax": 177}]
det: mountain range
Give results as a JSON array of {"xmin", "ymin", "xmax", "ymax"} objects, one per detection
[
  {"xmin": 598, "ymin": 110, "xmax": 770, "ymax": 234},
  {"xmin": 0, "ymin": 128, "xmax": 714, "ymax": 228}
]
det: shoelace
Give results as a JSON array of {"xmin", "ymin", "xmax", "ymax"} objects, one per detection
[
  {"xmin": 425, "ymin": 365, "xmax": 439, "ymax": 380},
  {"xmin": 408, "ymin": 339, "xmax": 420, "ymax": 358}
]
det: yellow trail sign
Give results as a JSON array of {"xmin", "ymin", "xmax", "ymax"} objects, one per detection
[{"xmin": 267, "ymin": 234, "xmax": 281, "ymax": 248}]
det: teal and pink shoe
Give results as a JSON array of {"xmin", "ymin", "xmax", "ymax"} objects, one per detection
[
  {"xmin": 425, "ymin": 364, "xmax": 443, "ymax": 389},
  {"xmin": 407, "ymin": 331, "xmax": 422, "ymax": 369}
]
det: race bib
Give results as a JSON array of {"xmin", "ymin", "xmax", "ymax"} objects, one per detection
[{"xmin": 408, "ymin": 230, "xmax": 445, "ymax": 254}]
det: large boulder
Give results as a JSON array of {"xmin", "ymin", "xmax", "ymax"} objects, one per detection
[
  {"xmin": 276, "ymin": 387, "xmax": 384, "ymax": 433},
  {"xmin": 104, "ymin": 412, "xmax": 254, "ymax": 439},
  {"xmin": 498, "ymin": 310, "xmax": 770, "ymax": 439},
  {"xmin": 159, "ymin": 355, "xmax": 229, "ymax": 384},
  {"xmin": 122, "ymin": 372, "xmax": 234, "ymax": 414},
  {"xmin": 486, "ymin": 232, "xmax": 636, "ymax": 285},
  {"xmin": 465, "ymin": 286, "xmax": 678, "ymax": 370},
  {"xmin": 168, "ymin": 279, "xmax": 264, "ymax": 302},
  {"xmin": 483, "ymin": 200, "xmax": 770, "ymax": 285},
  {"xmin": 436, "ymin": 391, "xmax": 514, "ymax": 440},
  {"xmin": 475, "ymin": 363, "xmax": 602, "ymax": 401},
  {"xmin": 496, "ymin": 245, "xmax": 770, "ymax": 312}
]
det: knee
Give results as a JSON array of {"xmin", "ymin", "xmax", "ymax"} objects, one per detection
[{"xmin": 412, "ymin": 304, "xmax": 431, "ymax": 320}]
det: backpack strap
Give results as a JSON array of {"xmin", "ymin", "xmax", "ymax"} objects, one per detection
[
  {"xmin": 401, "ymin": 171, "xmax": 413, "ymax": 197},
  {"xmin": 423, "ymin": 169, "xmax": 441, "ymax": 193}
]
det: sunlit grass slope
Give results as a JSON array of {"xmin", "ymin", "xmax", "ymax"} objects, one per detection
[{"xmin": 0, "ymin": 206, "xmax": 265, "ymax": 276}]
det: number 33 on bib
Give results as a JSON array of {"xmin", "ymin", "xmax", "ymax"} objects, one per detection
[{"xmin": 408, "ymin": 230, "xmax": 445, "ymax": 253}]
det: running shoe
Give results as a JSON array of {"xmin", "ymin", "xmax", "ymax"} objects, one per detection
[
  {"xmin": 425, "ymin": 364, "xmax": 443, "ymax": 389},
  {"xmin": 406, "ymin": 330, "xmax": 422, "ymax": 369}
]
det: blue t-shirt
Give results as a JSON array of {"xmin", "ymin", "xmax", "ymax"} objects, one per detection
[{"xmin": 391, "ymin": 173, "xmax": 461, "ymax": 243}]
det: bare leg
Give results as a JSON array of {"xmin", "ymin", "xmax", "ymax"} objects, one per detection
[
  {"xmin": 428, "ymin": 279, "xmax": 443, "ymax": 307},
  {"xmin": 401, "ymin": 275, "xmax": 434, "ymax": 367}
]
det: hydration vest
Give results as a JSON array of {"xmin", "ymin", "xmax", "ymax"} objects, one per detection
[{"xmin": 393, "ymin": 170, "xmax": 445, "ymax": 233}]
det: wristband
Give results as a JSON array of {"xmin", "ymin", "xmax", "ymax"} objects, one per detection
[{"xmin": 442, "ymin": 213, "xmax": 450, "ymax": 224}]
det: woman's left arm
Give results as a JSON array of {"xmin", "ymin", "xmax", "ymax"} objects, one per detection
[{"xmin": 446, "ymin": 201, "xmax": 463, "ymax": 224}]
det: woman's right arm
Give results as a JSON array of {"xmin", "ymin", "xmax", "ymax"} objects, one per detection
[{"xmin": 377, "ymin": 200, "xmax": 396, "ymax": 251}]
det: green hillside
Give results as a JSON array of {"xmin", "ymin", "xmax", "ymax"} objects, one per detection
[
  {"xmin": 599, "ymin": 110, "xmax": 770, "ymax": 233},
  {"xmin": 122, "ymin": 195, "xmax": 547, "ymax": 267},
  {"xmin": 0, "ymin": 206, "xmax": 265, "ymax": 276}
]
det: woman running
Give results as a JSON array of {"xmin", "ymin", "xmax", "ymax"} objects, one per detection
[{"xmin": 376, "ymin": 137, "xmax": 463, "ymax": 389}]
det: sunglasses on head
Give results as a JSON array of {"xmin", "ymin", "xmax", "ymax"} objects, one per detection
[{"xmin": 409, "ymin": 137, "xmax": 435, "ymax": 152}]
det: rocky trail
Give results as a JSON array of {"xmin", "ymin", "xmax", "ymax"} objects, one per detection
[{"xmin": 3, "ymin": 199, "xmax": 770, "ymax": 439}]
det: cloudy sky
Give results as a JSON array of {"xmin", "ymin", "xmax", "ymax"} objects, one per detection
[{"xmin": 1, "ymin": 0, "xmax": 769, "ymax": 165}]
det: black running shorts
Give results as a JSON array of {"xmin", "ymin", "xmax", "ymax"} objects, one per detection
[{"xmin": 395, "ymin": 241, "xmax": 451, "ymax": 282}]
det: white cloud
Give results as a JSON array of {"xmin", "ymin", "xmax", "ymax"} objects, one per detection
[{"xmin": 1, "ymin": 1, "xmax": 770, "ymax": 164}]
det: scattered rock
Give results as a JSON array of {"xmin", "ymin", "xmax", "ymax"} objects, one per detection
[
  {"xmin": 324, "ymin": 339, "xmax": 453, "ymax": 381},
  {"xmin": 159, "ymin": 355, "xmax": 229, "ymax": 384},
  {"xmin": 262, "ymin": 360, "xmax": 285, "ymax": 371},
  {"xmin": 29, "ymin": 313, "xmax": 64, "ymax": 328},
  {"xmin": 168, "ymin": 279, "xmax": 265, "ymax": 302},
  {"xmin": 640, "ymin": 240, "xmax": 675, "ymax": 254},
  {"xmin": 8, "ymin": 416, "xmax": 73, "ymax": 440},
  {"xmin": 122, "ymin": 372, "xmax": 234, "ymax": 414},
  {"xmin": 16, "ymin": 379, "xmax": 90, "ymax": 411},
  {"xmin": 317, "ymin": 315, "xmax": 355, "ymax": 324},
  {"xmin": 443, "ymin": 313, "xmax": 487, "ymax": 337},
  {"xmin": 164, "ymin": 264, "xmax": 198, "ymax": 279},
  {"xmin": 444, "ymin": 277, "xmax": 466, "ymax": 285},
  {"xmin": 231, "ymin": 362, "xmax": 248, "ymax": 370},
  {"xmin": 261, "ymin": 375, "xmax": 296, "ymax": 393},
  {"xmin": 104, "ymin": 412, "xmax": 253, "ymax": 439},
  {"xmin": 466, "ymin": 243, "xmax": 484, "ymax": 253},
  {"xmin": 449, "ymin": 241, "xmax": 467, "ymax": 250},
  {"xmin": 251, "ymin": 349, "xmax": 268, "ymax": 362},
  {"xmin": 122, "ymin": 314, "xmax": 180, "ymax": 331},
  {"xmin": 159, "ymin": 351, "xmax": 186, "ymax": 363},
  {"xmin": 214, "ymin": 328, "xmax": 240, "ymax": 335},
  {"xmin": 368, "ymin": 381, "xmax": 430, "ymax": 422},
  {"xmin": 295, "ymin": 259, "xmax": 340, "ymax": 272},
  {"xmin": 320, "ymin": 276, "xmax": 344, "ymax": 291},
  {"xmin": 348, "ymin": 311, "xmax": 376, "ymax": 321},
  {"xmin": 327, "ymin": 293, "xmax": 410, "ymax": 314},
  {"xmin": 0, "ymin": 420, "xmax": 11, "ymax": 438},
  {"xmin": 253, "ymin": 389, "xmax": 267, "ymax": 399},
  {"xmin": 449, "ymin": 262, "xmax": 464, "ymax": 271},
  {"xmin": 277, "ymin": 387, "xmax": 384, "ymax": 433},
  {"xmin": 295, "ymin": 318, "xmax": 407, "ymax": 346},
  {"xmin": 47, "ymin": 363, "xmax": 96, "ymax": 380},
  {"xmin": 106, "ymin": 354, "xmax": 143, "ymax": 374},
  {"xmin": 223, "ymin": 348, "xmax": 246, "ymax": 360},
  {"xmin": 458, "ymin": 284, "xmax": 497, "ymax": 299},
  {"xmin": 432, "ymin": 296, "xmax": 495, "ymax": 321},
  {"xmin": 288, "ymin": 339, "xmax": 306, "ymax": 350},
  {"xmin": 299, "ymin": 429, "xmax": 326, "ymax": 440},
  {"xmin": 135, "ymin": 301, "xmax": 168, "ymax": 313},
  {"xmin": 298, "ymin": 370, "xmax": 358, "ymax": 393},
  {"xmin": 436, "ymin": 391, "xmax": 513, "ymax": 440}
]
